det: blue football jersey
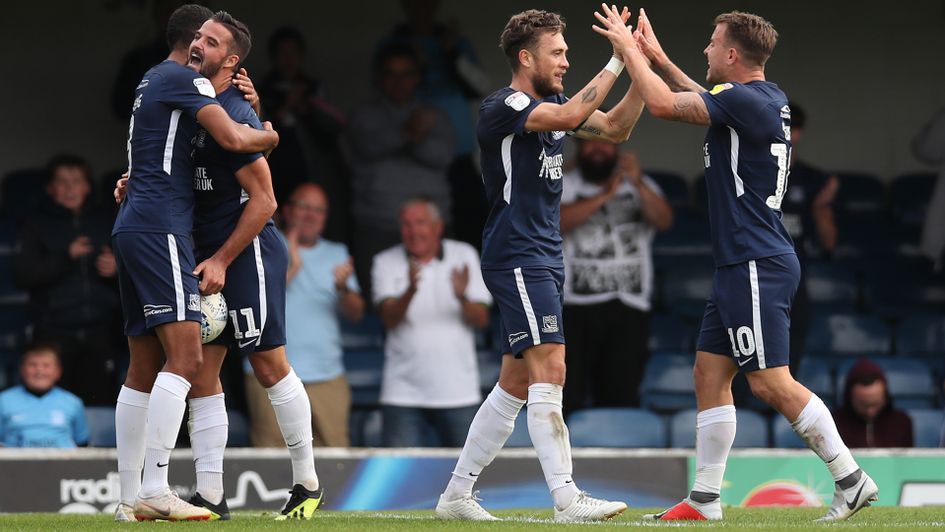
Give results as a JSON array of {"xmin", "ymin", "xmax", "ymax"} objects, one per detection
[
  {"xmin": 699, "ymin": 81, "xmax": 796, "ymax": 266},
  {"xmin": 0, "ymin": 386, "xmax": 88, "ymax": 448},
  {"xmin": 113, "ymin": 60, "xmax": 219, "ymax": 237},
  {"xmin": 479, "ymin": 87, "xmax": 568, "ymax": 270},
  {"xmin": 192, "ymin": 85, "xmax": 267, "ymax": 250}
]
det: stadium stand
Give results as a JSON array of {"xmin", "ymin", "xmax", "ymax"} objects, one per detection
[
  {"xmin": 835, "ymin": 357, "xmax": 937, "ymax": 410},
  {"xmin": 568, "ymin": 408, "xmax": 667, "ymax": 448},
  {"xmin": 795, "ymin": 358, "xmax": 835, "ymax": 408},
  {"xmin": 640, "ymin": 354, "xmax": 697, "ymax": 412},
  {"xmin": 227, "ymin": 410, "xmax": 251, "ymax": 447},
  {"xmin": 505, "ymin": 411, "xmax": 532, "ymax": 448},
  {"xmin": 896, "ymin": 313, "xmax": 945, "ymax": 357},
  {"xmin": 649, "ymin": 313, "xmax": 694, "ymax": 354},
  {"xmin": 833, "ymin": 172, "xmax": 886, "ymax": 212},
  {"xmin": 340, "ymin": 313, "xmax": 385, "ymax": 350},
  {"xmin": 85, "ymin": 406, "xmax": 117, "ymax": 447},
  {"xmin": 343, "ymin": 349, "xmax": 384, "ymax": 407},
  {"xmin": 669, "ymin": 409, "xmax": 769, "ymax": 448},
  {"xmin": 771, "ymin": 415, "xmax": 807, "ymax": 448},
  {"xmin": 907, "ymin": 409, "xmax": 944, "ymax": 448},
  {"xmin": 804, "ymin": 313, "xmax": 893, "ymax": 357},
  {"xmin": 646, "ymin": 170, "xmax": 689, "ymax": 209},
  {"xmin": 889, "ymin": 172, "xmax": 936, "ymax": 245},
  {"xmin": 0, "ymin": 168, "xmax": 45, "ymax": 223}
]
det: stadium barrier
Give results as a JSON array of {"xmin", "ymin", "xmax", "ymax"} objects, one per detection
[{"xmin": 0, "ymin": 448, "xmax": 941, "ymax": 513}]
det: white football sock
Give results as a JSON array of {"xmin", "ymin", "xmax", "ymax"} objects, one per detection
[
  {"xmin": 444, "ymin": 384, "xmax": 525, "ymax": 501},
  {"xmin": 526, "ymin": 383, "xmax": 579, "ymax": 509},
  {"xmin": 792, "ymin": 394, "xmax": 859, "ymax": 481},
  {"xmin": 139, "ymin": 372, "xmax": 191, "ymax": 498},
  {"xmin": 691, "ymin": 405, "xmax": 736, "ymax": 498},
  {"xmin": 267, "ymin": 368, "xmax": 319, "ymax": 491},
  {"xmin": 116, "ymin": 385, "xmax": 149, "ymax": 506},
  {"xmin": 189, "ymin": 393, "xmax": 228, "ymax": 505}
]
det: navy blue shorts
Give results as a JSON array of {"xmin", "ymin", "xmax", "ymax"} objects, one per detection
[
  {"xmin": 113, "ymin": 232, "xmax": 201, "ymax": 336},
  {"xmin": 696, "ymin": 253, "xmax": 800, "ymax": 372},
  {"xmin": 197, "ymin": 225, "xmax": 288, "ymax": 356},
  {"xmin": 483, "ymin": 266, "xmax": 566, "ymax": 357}
]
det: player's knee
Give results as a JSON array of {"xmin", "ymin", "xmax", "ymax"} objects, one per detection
[
  {"xmin": 498, "ymin": 372, "xmax": 529, "ymax": 400},
  {"xmin": 250, "ymin": 353, "xmax": 290, "ymax": 388},
  {"xmin": 747, "ymin": 377, "xmax": 785, "ymax": 407}
]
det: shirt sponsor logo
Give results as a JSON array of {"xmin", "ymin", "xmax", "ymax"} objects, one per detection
[
  {"xmin": 504, "ymin": 91, "xmax": 530, "ymax": 111},
  {"xmin": 508, "ymin": 331, "xmax": 530, "ymax": 346},
  {"xmin": 193, "ymin": 77, "xmax": 216, "ymax": 98},
  {"xmin": 703, "ymin": 143, "xmax": 711, "ymax": 168},
  {"xmin": 538, "ymin": 149, "xmax": 563, "ymax": 180},
  {"xmin": 143, "ymin": 304, "xmax": 173, "ymax": 317},
  {"xmin": 193, "ymin": 167, "xmax": 213, "ymax": 191},
  {"xmin": 710, "ymin": 82, "xmax": 733, "ymax": 95},
  {"xmin": 135, "ymin": 79, "xmax": 149, "ymax": 90},
  {"xmin": 541, "ymin": 315, "xmax": 559, "ymax": 333},
  {"xmin": 188, "ymin": 294, "xmax": 201, "ymax": 312},
  {"xmin": 552, "ymin": 130, "xmax": 566, "ymax": 140}
]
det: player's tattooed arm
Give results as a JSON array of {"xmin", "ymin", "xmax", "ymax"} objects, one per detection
[
  {"xmin": 670, "ymin": 93, "xmax": 710, "ymax": 125},
  {"xmin": 580, "ymin": 85, "xmax": 599, "ymax": 103},
  {"xmin": 572, "ymin": 82, "xmax": 645, "ymax": 142},
  {"xmin": 653, "ymin": 64, "xmax": 706, "ymax": 94}
]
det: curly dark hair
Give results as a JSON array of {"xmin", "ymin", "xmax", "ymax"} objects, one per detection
[
  {"xmin": 165, "ymin": 4, "xmax": 213, "ymax": 50},
  {"xmin": 499, "ymin": 9, "xmax": 566, "ymax": 72}
]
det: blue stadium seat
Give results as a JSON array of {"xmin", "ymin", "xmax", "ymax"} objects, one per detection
[
  {"xmin": 896, "ymin": 314, "xmax": 945, "ymax": 357},
  {"xmin": 804, "ymin": 313, "xmax": 892, "ymax": 357},
  {"xmin": 652, "ymin": 212, "xmax": 712, "ymax": 256},
  {"xmin": 227, "ymin": 410, "xmax": 251, "ymax": 447},
  {"xmin": 771, "ymin": 415, "xmax": 806, "ymax": 448},
  {"xmin": 833, "ymin": 211, "xmax": 896, "ymax": 258},
  {"xmin": 669, "ymin": 409, "xmax": 769, "ymax": 448},
  {"xmin": 796, "ymin": 358, "xmax": 834, "ymax": 408},
  {"xmin": 890, "ymin": 172, "xmax": 936, "ymax": 243},
  {"xmin": 85, "ymin": 406, "xmax": 116, "ymax": 447},
  {"xmin": 340, "ymin": 313, "xmax": 384, "ymax": 350},
  {"xmin": 804, "ymin": 261, "xmax": 858, "ymax": 305},
  {"xmin": 861, "ymin": 256, "xmax": 945, "ymax": 318},
  {"xmin": 640, "ymin": 354, "xmax": 696, "ymax": 412},
  {"xmin": 649, "ymin": 314, "xmax": 694, "ymax": 354},
  {"xmin": 344, "ymin": 349, "xmax": 384, "ymax": 407},
  {"xmin": 349, "ymin": 408, "xmax": 383, "ymax": 447},
  {"xmin": 907, "ymin": 409, "xmax": 944, "ymax": 448},
  {"xmin": 659, "ymin": 257, "xmax": 714, "ymax": 318},
  {"xmin": 835, "ymin": 357, "xmax": 937, "ymax": 409},
  {"xmin": 477, "ymin": 349, "xmax": 501, "ymax": 392},
  {"xmin": 834, "ymin": 172, "xmax": 886, "ymax": 212},
  {"xmin": 505, "ymin": 410, "xmax": 531, "ymax": 448},
  {"xmin": 568, "ymin": 408, "xmax": 667, "ymax": 447},
  {"xmin": 647, "ymin": 170, "xmax": 689, "ymax": 209},
  {"xmin": 0, "ymin": 304, "xmax": 28, "ymax": 353}
]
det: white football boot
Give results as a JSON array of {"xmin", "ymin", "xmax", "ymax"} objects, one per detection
[
  {"xmin": 553, "ymin": 491, "xmax": 627, "ymax": 522},
  {"xmin": 816, "ymin": 470, "xmax": 879, "ymax": 522},
  {"xmin": 114, "ymin": 502, "xmax": 136, "ymax": 522},
  {"xmin": 133, "ymin": 488, "xmax": 213, "ymax": 521},
  {"xmin": 435, "ymin": 491, "xmax": 501, "ymax": 521}
]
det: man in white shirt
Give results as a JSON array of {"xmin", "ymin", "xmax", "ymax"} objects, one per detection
[
  {"xmin": 560, "ymin": 141, "xmax": 673, "ymax": 414},
  {"xmin": 372, "ymin": 198, "xmax": 491, "ymax": 446}
]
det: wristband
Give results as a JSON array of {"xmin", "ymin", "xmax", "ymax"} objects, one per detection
[{"xmin": 605, "ymin": 55, "xmax": 625, "ymax": 76}]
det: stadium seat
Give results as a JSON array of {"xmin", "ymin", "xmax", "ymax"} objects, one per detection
[
  {"xmin": 649, "ymin": 314, "xmax": 694, "ymax": 354},
  {"xmin": 833, "ymin": 210, "xmax": 896, "ymax": 258},
  {"xmin": 659, "ymin": 256, "xmax": 714, "ymax": 318},
  {"xmin": 889, "ymin": 172, "xmax": 936, "ymax": 243},
  {"xmin": 344, "ymin": 349, "xmax": 384, "ymax": 407},
  {"xmin": 669, "ymin": 409, "xmax": 768, "ymax": 448},
  {"xmin": 477, "ymin": 349, "xmax": 501, "ymax": 392},
  {"xmin": 227, "ymin": 410, "xmax": 251, "ymax": 447},
  {"xmin": 640, "ymin": 354, "xmax": 696, "ymax": 412},
  {"xmin": 0, "ymin": 304, "xmax": 28, "ymax": 353},
  {"xmin": 896, "ymin": 314, "xmax": 945, "ymax": 357},
  {"xmin": 340, "ymin": 313, "xmax": 385, "ymax": 350},
  {"xmin": 804, "ymin": 313, "xmax": 892, "ymax": 357},
  {"xmin": 0, "ymin": 168, "xmax": 46, "ymax": 223},
  {"xmin": 568, "ymin": 408, "xmax": 667, "ymax": 447},
  {"xmin": 652, "ymin": 212, "xmax": 712, "ymax": 256},
  {"xmin": 349, "ymin": 408, "xmax": 383, "ymax": 447},
  {"xmin": 834, "ymin": 172, "xmax": 886, "ymax": 212},
  {"xmin": 795, "ymin": 358, "xmax": 835, "ymax": 408},
  {"xmin": 646, "ymin": 170, "xmax": 689, "ymax": 209},
  {"xmin": 506, "ymin": 410, "xmax": 531, "ymax": 448},
  {"xmin": 771, "ymin": 415, "xmax": 806, "ymax": 448},
  {"xmin": 804, "ymin": 261, "xmax": 858, "ymax": 306},
  {"xmin": 0, "ymin": 217, "xmax": 17, "ymax": 254},
  {"xmin": 907, "ymin": 409, "xmax": 944, "ymax": 448},
  {"xmin": 861, "ymin": 256, "xmax": 945, "ymax": 317},
  {"xmin": 835, "ymin": 357, "xmax": 937, "ymax": 409},
  {"xmin": 85, "ymin": 406, "xmax": 116, "ymax": 447}
]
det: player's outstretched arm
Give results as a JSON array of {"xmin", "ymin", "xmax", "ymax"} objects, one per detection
[
  {"xmin": 635, "ymin": 8, "xmax": 705, "ymax": 94},
  {"xmin": 193, "ymin": 158, "xmax": 277, "ymax": 294},
  {"xmin": 573, "ymin": 81, "xmax": 644, "ymax": 143},
  {"xmin": 196, "ymin": 104, "xmax": 279, "ymax": 153},
  {"xmin": 524, "ymin": 4, "xmax": 633, "ymax": 133}
]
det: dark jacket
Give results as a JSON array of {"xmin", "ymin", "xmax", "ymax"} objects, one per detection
[
  {"xmin": 832, "ymin": 359, "xmax": 914, "ymax": 448},
  {"xmin": 12, "ymin": 199, "xmax": 118, "ymax": 332}
]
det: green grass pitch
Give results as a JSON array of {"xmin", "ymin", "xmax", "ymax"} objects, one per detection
[{"xmin": 1, "ymin": 507, "xmax": 944, "ymax": 531}]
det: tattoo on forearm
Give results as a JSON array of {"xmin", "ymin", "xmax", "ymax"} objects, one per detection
[
  {"xmin": 580, "ymin": 124, "xmax": 603, "ymax": 136},
  {"xmin": 672, "ymin": 94, "xmax": 708, "ymax": 124},
  {"xmin": 580, "ymin": 86, "xmax": 598, "ymax": 103}
]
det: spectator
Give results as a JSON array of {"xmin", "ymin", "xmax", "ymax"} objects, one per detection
[
  {"xmin": 782, "ymin": 102, "xmax": 840, "ymax": 367},
  {"xmin": 12, "ymin": 154, "xmax": 122, "ymax": 406},
  {"xmin": 349, "ymin": 44, "xmax": 454, "ymax": 302},
  {"xmin": 559, "ymin": 143, "xmax": 672, "ymax": 415},
  {"xmin": 372, "ymin": 198, "xmax": 489, "ymax": 447},
  {"xmin": 0, "ymin": 342, "xmax": 88, "ymax": 448},
  {"xmin": 244, "ymin": 183, "xmax": 365, "ymax": 447},
  {"xmin": 259, "ymin": 26, "xmax": 350, "ymax": 242},
  {"xmin": 832, "ymin": 359, "xmax": 913, "ymax": 448},
  {"xmin": 913, "ymin": 107, "xmax": 945, "ymax": 270},
  {"xmin": 377, "ymin": 0, "xmax": 492, "ymax": 249}
]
